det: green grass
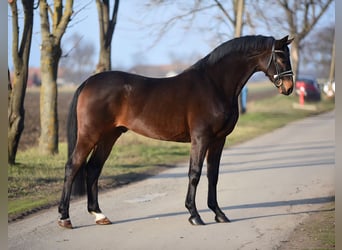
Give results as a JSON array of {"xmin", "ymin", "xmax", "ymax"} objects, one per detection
[
  {"xmin": 8, "ymin": 94, "xmax": 335, "ymax": 220},
  {"xmin": 247, "ymin": 81, "xmax": 275, "ymax": 93},
  {"xmin": 279, "ymin": 201, "xmax": 335, "ymax": 249}
]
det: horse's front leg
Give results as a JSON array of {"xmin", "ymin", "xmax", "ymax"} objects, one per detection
[
  {"xmin": 86, "ymin": 156, "xmax": 112, "ymax": 226},
  {"xmin": 207, "ymin": 137, "xmax": 230, "ymax": 223},
  {"xmin": 185, "ymin": 136, "xmax": 209, "ymax": 225}
]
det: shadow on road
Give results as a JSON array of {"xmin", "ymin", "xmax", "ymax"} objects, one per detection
[
  {"xmin": 71, "ymin": 195, "xmax": 334, "ymax": 229},
  {"xmin": 154, "ymin": 139, "xmax": 334, "ymax": 179}
]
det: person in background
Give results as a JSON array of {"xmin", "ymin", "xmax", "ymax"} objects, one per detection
[{"xmin": 240, "ymin": 84, "xmax": 248, "ymax": 114}]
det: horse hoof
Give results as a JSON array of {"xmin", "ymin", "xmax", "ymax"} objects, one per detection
[
  {"xmin": 188, "ymin": 216, "xmax": 205, "ymax": 226},
  {"xmin": 58, "ymin": 218, "xmax": 73, "ymax": 229},
  {"xmin": 96, "ymin": 217, "xmax": 112, "ymax": 225},
  {"xmin": 215, "ymin": 214, "xmax": 231, "ymax": 223},
  {"xmin": 90, "ymin": 211, "xmax": 112, "ymax": 225}
]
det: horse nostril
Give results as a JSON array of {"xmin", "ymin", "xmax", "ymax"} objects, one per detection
[{"xmin": 287, "ymin": 86, "xmax": 293, "ymax": 95}]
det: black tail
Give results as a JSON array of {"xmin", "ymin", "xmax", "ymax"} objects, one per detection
[{"xmin": 69, "ymin": 82, "xmax": 87, "ymax": 197}]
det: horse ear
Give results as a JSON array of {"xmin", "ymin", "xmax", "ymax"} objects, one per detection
[
  {"xmin": 275, "ymin": 35, "xmax": 293, "ymax": 48},
  {"xmin": 286, "ymin": 36, "xmax": 294, "ymax": 45}
]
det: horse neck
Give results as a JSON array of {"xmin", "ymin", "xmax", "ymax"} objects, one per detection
[{"xmin": 208, "ymin": 55, "xmax": 259, "ymax": 99}]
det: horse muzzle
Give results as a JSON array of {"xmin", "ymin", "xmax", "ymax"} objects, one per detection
[{"xmin": 277, "ymin": 77, "xmax": 294, "ymax": 96}]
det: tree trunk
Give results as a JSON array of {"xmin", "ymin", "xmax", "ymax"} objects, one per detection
[
  {"xmin": 234, "ymin": 0, "xmax": 244, "ymax": 38},
  {"xmin": 290, "ymin": 39, "xmax": 300, "ymax": 82},
  {"xmin": 38, "ymin": 42, "xmax": 60, "ymax": 154},
  {"xmin": 95, "ymin": 0, "xmax": 119, "ymax": 73},
  {"xmin": 96, "ymin": 42, "xmax": 111, "ymax": 73},
  {"xmin": 329, "ymin": 34, "xmax": 335, "ymax": 83},
  {"xmin": 234, "ymin": 0, "xmax": 245, "ymax": 114},
  {"xmin": 8, "ymin": 0, "xmax": 34, "ymax": 164},
  {"xmin": 38, "ymin": 0, "xmax": 73, "ymax": 155},
  {"xmin": 8, "ymin": 69, "xmax": 26, "ymax": 164}
]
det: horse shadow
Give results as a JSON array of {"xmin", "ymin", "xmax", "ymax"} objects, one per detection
[{"xmin": 73, "ymin": 195, "xmax": 334, "ymax": 229}]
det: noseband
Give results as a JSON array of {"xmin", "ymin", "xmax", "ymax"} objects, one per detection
[{"xmin": 266, "ymin": 44, "xmax": 293, "ymax": 88}]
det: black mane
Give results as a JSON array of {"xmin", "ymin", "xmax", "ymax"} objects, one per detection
[{"xmin": 188, "ymin": 35, "xmax": 275, "ymax": 70}]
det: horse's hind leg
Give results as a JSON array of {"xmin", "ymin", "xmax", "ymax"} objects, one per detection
[
  {"xmin": 58, "ymin": 139, "xmax": 95, "ymax": 228},
  {"xmin": 206, "ymin": 137, "xmax": 230, "ymax": 223},
  {"xmin": 86, "ymin": 128, "xmax": 123, "ymax": 225}
]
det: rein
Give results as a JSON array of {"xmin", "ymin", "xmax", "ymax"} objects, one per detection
[{"xmin": 266, "ymin": 43, "xmax": 293, "ymax": 88}]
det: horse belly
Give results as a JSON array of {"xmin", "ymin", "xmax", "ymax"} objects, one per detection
[
  {"xmin": 128, "ymin": 123, "xmax": 190, "ymax": 142},
  {"xmin": 118, "ymin": 112, "xmax": 191, "ymax": 142}
]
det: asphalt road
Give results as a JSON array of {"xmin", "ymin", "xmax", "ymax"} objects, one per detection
[{"xmin": 8, "ymin": 111, "xmax": 335, "ymax": 250}]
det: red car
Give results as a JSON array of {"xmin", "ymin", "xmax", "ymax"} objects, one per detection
[{"xmin": 295, "ymin": 77, "xmax": 321, "ymax": 101}]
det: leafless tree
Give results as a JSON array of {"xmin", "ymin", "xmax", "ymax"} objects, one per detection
[
  {"xmin": 143, "ymin": 0, "xmax": 247, "ymax": 47},
  {"xmin": 8, "ymin": 0, "xmax": 34, "ymax": 164},
  {"xmin": 38, "ymin": 0, "xmax": 74, "ymax": 155},
  {"xmin": 301, "ymin": 24, "xmax": 334, "ymax": 78},
  {"xmin": 150, "ymin": 0, "xmax": 333, "ymax": 81},
  {"xmin": 253, "ymin": 0, "xmax": 333, "ymax": 79},
  {"xmin": 95, "ymin": 0, "xmax": 120, "ymax": 73},
  {"xmin": 278, "ymin": 0, "xmax": 333, "ymax": 79}
]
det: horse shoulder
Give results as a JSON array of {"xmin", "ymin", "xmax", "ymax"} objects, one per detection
[{"xmin": 209, "ymin": 97, "xmax": 240, "ymax": 138}]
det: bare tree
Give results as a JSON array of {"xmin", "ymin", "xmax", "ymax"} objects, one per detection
[
  {"xmin": 8, "ymin": 0, "xmax": 34, "ymax": 164},
  {"xmin": 144, "ymin": 0, "xmax": 333, "ymax": 80},
  {"xmin": 233, "ymin": 0, "xmax": 244, "ymax": 37},
  {"xmin": 212, "ymin": 0, "xmax": 245, "ymax": 37},
  {"xmin": 143, "ymin": 0, "xmax": 247, "ymax": 45},
  {"xmin": 251, "ymin": 0, "xmax": 333, "ymax": 79},
  {"xmin": 95, "ymin": 0, "xmax": 120, "ymax": 73},
  {"xmin": 277, "ymin": 0, "xmax": 333, "ymax": 79},
  {"xmin": 301, "ymin": 24, "xmax": 334, "ymax": 78},
  {"xmin": 38, "ymin": 0, "xmax": 74, "ymax": 155}
]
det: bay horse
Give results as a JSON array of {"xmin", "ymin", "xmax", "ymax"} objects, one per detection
[{"xmin": 58, "ymin": 35, "xmax": 294, "ymax": 229}]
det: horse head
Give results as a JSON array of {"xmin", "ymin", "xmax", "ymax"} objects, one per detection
[{"xmin": 264, "ymin": 35, "xmax": 294, "ymax": 96}]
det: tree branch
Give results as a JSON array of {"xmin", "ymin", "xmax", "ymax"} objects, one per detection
[
  {"xmin": 9, "ymin": 1, "xmax": 19, "ymax": 68},
  {"xmin": 19, "ymin": 0, "xmax": 34, "ymax": 61},
  {"xmin": 298, "ymin": 0, "xmax": 333, "ymax": 39},
  {"xmin": 213, "ymin": 0, "xmax": 234, "ymax": 24},
  {"xmin": 147, "ymin": 3, "xmax": 217, "ymax": 48},
  {"xmin": 105, "ymin": 0, "xmax": 119, "ymax": 48},
  {"xmin": 53, "ymin": 0, "xmax": 63, "ymax": 33},
  {"xmin": 54, "ymin": 0, "xmax": 74, "ymax": 44},
  {"xmin": 276, "ymin": 0, "xmax": 299, "ymax": 34},
  {"xmin": 39, "ymin": 0, "xmax": 51, "ymax": 40},
  {"xmin": 96, "ymin": 0, "xmax": 105, "ymax": 46}
]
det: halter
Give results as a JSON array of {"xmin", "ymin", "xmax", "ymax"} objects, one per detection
[{"xmin": 266, "ymin": 43, "xmax": 293, "ymax": 88}]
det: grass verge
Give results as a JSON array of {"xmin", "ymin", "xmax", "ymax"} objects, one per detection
[
  {"xmin": 278, "ymin": 201, "xmax": 335, "ymax": 250},
  {"xmin": 8, "ymin": 94, "xmax": 335, "ymax": 221}
]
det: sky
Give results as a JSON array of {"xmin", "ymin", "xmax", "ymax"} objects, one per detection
[{"xmin": 8, "ymin": 0, "xmax": 335, "ymax": 72}]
